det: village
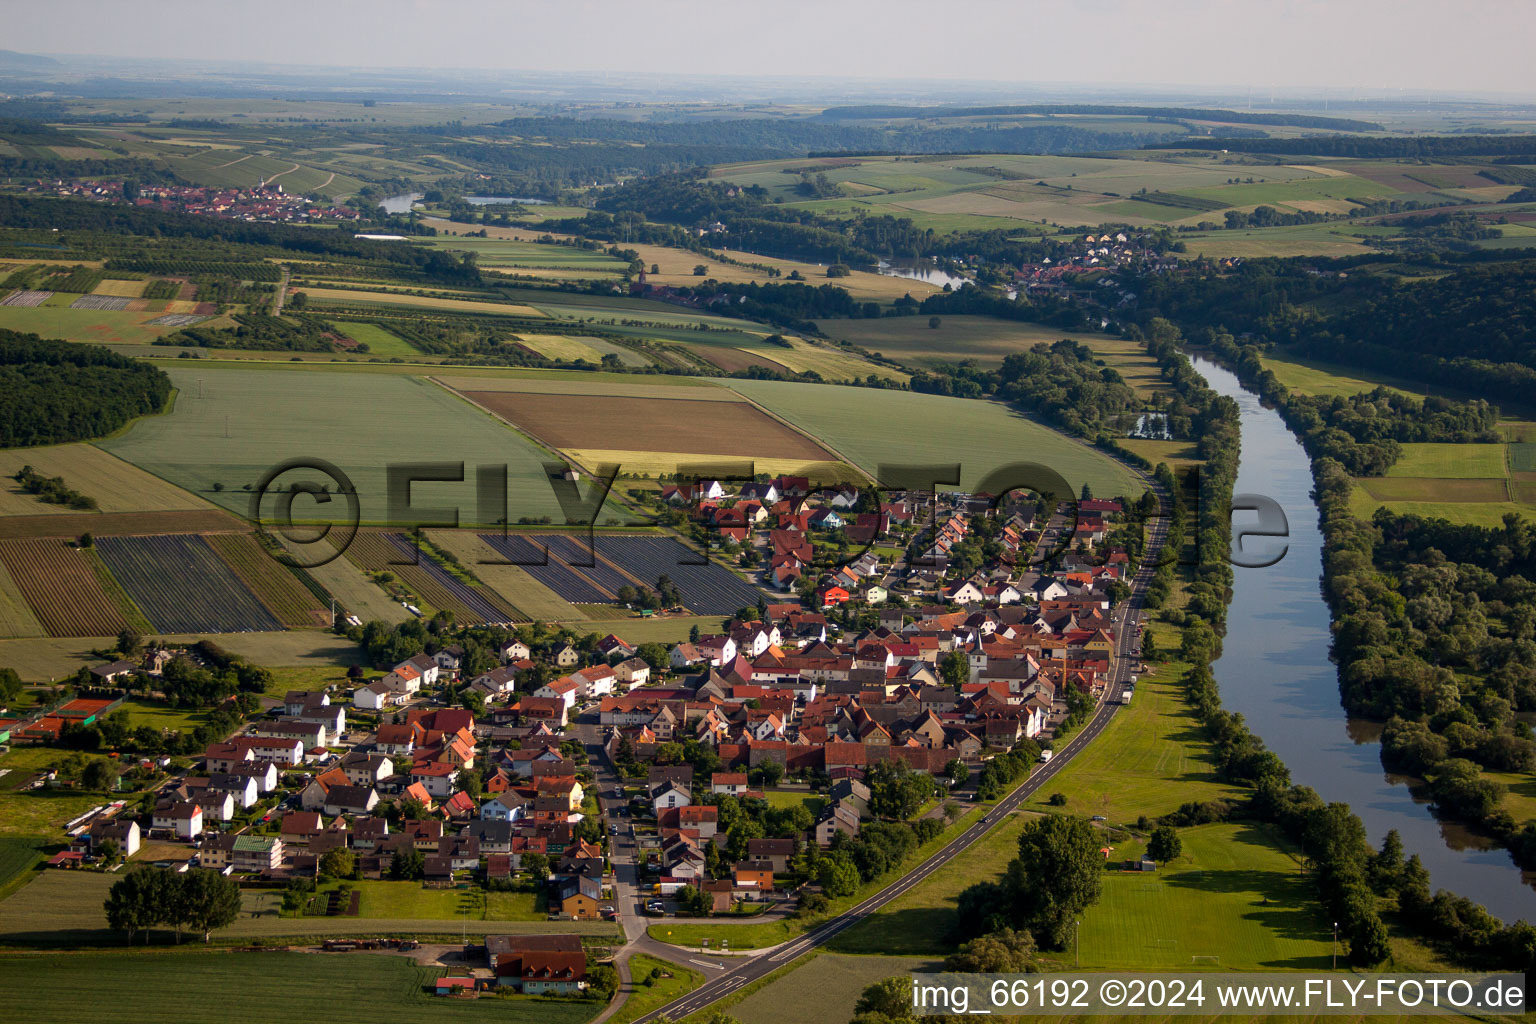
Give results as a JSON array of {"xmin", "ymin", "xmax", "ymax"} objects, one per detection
[
  {"xmin": 0, "ymin": 484, "xmax": 1146, "ymax": 998},
  {"xmin": 22, "ymin": 178, "xmax": 364, "ymax": 224}
]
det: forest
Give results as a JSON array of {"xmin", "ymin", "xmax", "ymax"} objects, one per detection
[{"xmin": 0, "ymin": 330, "xmax": 171, "ymax": 447}]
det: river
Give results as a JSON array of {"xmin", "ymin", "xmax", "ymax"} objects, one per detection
[
  {"xmin": 1190, "ymin": 354, "xmax": 1536, "ymax": 921},
  {"xmin": 873, "ymin": 258, "xmax": 969, "ymax": 290},
  {"xmin": 378, "ymin": 193, "xmax": 549, "ymax": 215}
]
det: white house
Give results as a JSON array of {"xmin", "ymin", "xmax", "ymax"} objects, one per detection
[
  {"xmin": 229, "ymin": 759, "xmax": 279, "ymax": 794},
  {"xmin": 410, "ymin": 763, "xmax": 460, "ymax": 798},
  {"xmin": 208, "ymin": 773, "xmax": 260, "ymax": 809},
  {"xmin": 500, "ymin": 639, "xmax": 531, "ymax": 663},
  {"xmin": 480, "ymin": 795, "xmax": 523, "ymax": 822},
  {"xmin": 533, "ymin": 676, "xmax": 580, "ymax": 711},
  {"xmin": 614, "ymin": 657, "xmax": 651, "ymax": 690},
  {"xmin": 649, "ymin": 781, "xmax": 691, "ymax": 814},
  {"xmin": 94, "ymin": 819, "xmax": 141, "ymax": 858},
  {"xmin": 153, "ymin": 802, "xmax": 203, "ymax": 839}
]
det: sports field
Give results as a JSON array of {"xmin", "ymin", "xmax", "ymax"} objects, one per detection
[
  {"xmin": 726, "ymin": 379, "xmax": 1146, "ymax": 499},
  {"xmin": 98, "ymin": 365, "xmax": 574, "ymax": 525},
  {"xmin": 0, "ymin": 952, "xmax": 598, "ymax": 1024},
  {"xmin": 458, "ymin": 386, "xmax": 837, "ymax": 464},
  {"xmin": 0, "ymin": 444, "xmax": 211, "ymax": 517}
]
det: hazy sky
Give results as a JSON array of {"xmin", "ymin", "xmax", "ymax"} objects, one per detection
[{"xmin": 12, "ymin": 0, "xmax": 1536, "ymax": 96}]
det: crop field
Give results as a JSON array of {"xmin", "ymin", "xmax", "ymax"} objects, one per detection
[
  {"xmin": 296, "ymin": 286, "xmax": 545, "ymax": 318},
  {"xmin": 0, "ymin": 306, "xmax": 191, "ymax": 344},
  {"xmin": 1356, "ymin": 477, "xmax": 1509, "ymax": 503},
  {"xmin": 458, "ymin": 386, "xmax": 837, "ymax": 463},
  {"xmin": 98, "ymin": 365, "xmax": 573, "ymax": 525},
  {"xmin": 90, "ymin": 278, "xmax": 147, "ymax": 298},
  {"xmin": 416, "ymin": 236, "xmax": 630, "ymax": 271},
  {"xmin": 206, "ymin": 532, "xmax": 332, "ymax": 627},
  {"xmin": 416, "ymin": 218, "xmax": 939, "ymax": 302},
  {"xmin": 345, "ymin": 531, "xmax": 521, "ymax": 624},
  {"xmin": 514, "ymin": 332, "xmax": 652, "ymax": 367},
  {"xmin": 0, "ymin": 556, "xmax": 45, "ymax": 638},
  {"xmin": 0, "ymin": 509, "xmax": 243, "ymax": 541},
  {"xmin": 96, "ymin": 534, "xmax": 284, "ymax": 633},
  {"xmin": 479, "ymin": 534, "xmax": 764, "ymax": 613},
  {"xmin": 727, "ymin": 379, "xmax": 1146, "ymax": 499},
  {"xmin": 424, "ymin": 529, "xmax": 582, "ymax": 621},
  {"xmin": 432, "ymin": 374, "xmax": 722, "ymax": 397},
  {"xmin": 0, "ymin": 444, "xmax": 212, "ymax": 517},
  {"xmin": 0, "ymin": 952, "xmax": 598, "ymax": 1024},
  {"xmin": 815, "ymin": 315, "xmax": 1093, "ymax": 368},
  {"xmin": 0, "ymin": 538, "xmax": 130, "ymax": 636}
]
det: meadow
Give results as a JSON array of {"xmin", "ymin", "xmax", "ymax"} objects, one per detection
[
  {"xmin": 0, "ymin": 629, "xmax": 363, "ymax": 683},
  {"xmin": 612, "ymin": 954, "xmax": 704, "ymax": 1024},
  {"xmin": 0, "ymin": 952, "xmax": 599, "ymax": 1024},
  {"xmin": 813, "ymin": 315, "xmax": 1093, "ymax": 368},
  {"xmin": 0, "ymin": 306, "xmax": 199, "ymax": 344},
  {"xmin": 98, "ymin": 364, "xmax": 574, "ymax": 526},
  {"xmin": 726, "ymin": 953, "xmax": 940, "ymax": 1024},
  {"xmin": 726, "ymin": 379, "xmax": 1146, "ymax": 499}
]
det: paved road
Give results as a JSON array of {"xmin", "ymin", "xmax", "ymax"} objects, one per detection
[{"xmin": 632, "ymin": 497, "xmax": 1170, "ymax": 1023}]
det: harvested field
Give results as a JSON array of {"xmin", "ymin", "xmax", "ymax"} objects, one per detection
[
  {"xmin": 0, "ymin": 291, "xmax": 50, "ymax": 307},
  {"xmin": 433, "ymin": 376, "xmax": 725, "ymax": 398},
  {"xmin": 460, "ymin": 389, "xmax": 835, "ymax": 462},
  {"xmin": 90, "ymin": 279, "xmax": 146, "ymax": 298},
  {"xmin": 297, "ymin": 287, "xmax": 544, "ymax": 318},
  {"xmin": 691, "ymin": 346, "xmax": 792, "ymax": 374},
  {"xmin": 0, "ymin": 508, "xmax": 243, "ymax": 541},
  {"xmin": 0, "ymin": 538, "xmax": 131, "ymax": 637},
  {"xmin": 345, "ymin": 531, "xmax": 521, "ymax": 624},
  {"xmin": 1386, "ymin": 442, "xmax": 1509, "ymax": 478},
  {"xmin": 0, "ymin": 444, "xmax": 213, "ymax": 518},
  {"xmin": 96, "ymin": 534, "xmax": 283, "ymax": 633},
  {"xmin": 206, "ymin": 532, "xmax": 332, "ymax": 627}
]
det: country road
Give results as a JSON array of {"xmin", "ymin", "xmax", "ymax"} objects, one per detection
[{"xmin": 629, "ymin": 493, "xmax": 1171, "ymax": 1023}]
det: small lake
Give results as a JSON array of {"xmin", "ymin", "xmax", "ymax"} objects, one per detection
[
  {"xmin": 1191, "ymin": 353, "xmax": 1536, "ymax": 920},
  {"xmin": 873, "ymin": 258, "xmax": 969, "ymax": 290},
  {"xmin": 377, "ymin": 193, "xmax": 551, "ymax": 215}
]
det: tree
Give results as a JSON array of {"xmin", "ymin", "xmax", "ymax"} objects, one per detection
[
  {"xmin": 945, "ymin": 928, "xmax": 1037, "ymax": 972},
  {"xmin": 116, "ymin": 628, "xmax": 144, "ymax": 658},
  {"xmin": 78, "ymin": 531, "xmax": 93, "ymax": 549},
  {"xmin": 104, "ymin": 869, "xmax": 158, "ymax": 944},
  {"xmin": 180, "ymin": 869, "xmax": 242, "ymax": 943},
  {"xmin": 1147, "ymin": 825, "xmax": 1182, "ymax": 864},
  {"xmin": 389, "ymin": 848, "xmax": 425, "ymax": 881},
  {"xmin": 945, "ymin": 759, "xmax": 969, "ymax": 786},
  {"xmin": 82, "ymin": 758, "xmax": 120, "ymax": 793},
  {"xmin": 928, "ymin": 316, "xmax": 941, "ymax": 329},
  {"xmin": 816, "ymin": 855, "xmax": 860, "ymax": 897},
  {"xmin": 1001, "ymin": 815, "xmax": 1104, "ymax": 948},
  {"xmin": 319, "ymin": 847, "xmax": 356, "ymax": 881},
  {"xmin": 522, "ymin": 852, "xmax": 549, "ymax": 881},
  {"xmin": 0, "ymin": 666, "xmax": 21, "ymax": 705},
  {"xmin": 939, "ymin": 650, "xmax": 969, "ymax": 691},
  {"xmin": 853, "ymin": 978, "xmax": 911, "ymax": 1021}
]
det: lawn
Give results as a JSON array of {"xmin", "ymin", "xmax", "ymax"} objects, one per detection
[
  {"xmin": 98, "ymin": 364, "xmax": 579, "ymax": 526},
  {"xmin": 1259, "ymin": 352, "xmax": 1419, "ymax": 399},
  {"xmin": 338, "ymin": 879, "xmax": 541, "ymax": 921},
  {"xmin": 117, "ymin": 698, "xmax": 211, "ymax": 736},
  {"xmin": 726, "ymin": 379, "xmax": 1146, "ymax": 500},
  {"xmin": 759, "ymin": 790, "xmax": 826, "ymax": 817},
  {"xmin": 612, "ymin": 954, "xmax": 704, "ymax": 1024},
  {"xmin": 0, "ymin": 951, "xmax": 600, "ymax": 1024}
]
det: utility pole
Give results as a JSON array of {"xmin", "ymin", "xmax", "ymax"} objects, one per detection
[
  {"xmin": 1332, "ymin": 920, "xmax": 1338, "ymax": 970},
  {"xmin": 1075, "ymin": 919, "xmax": 1080, "ymax": 968}
]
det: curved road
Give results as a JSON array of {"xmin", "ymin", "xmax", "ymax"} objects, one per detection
[{"xmin": 631, "ymin": 496, "xmax": 1170, "ymax": 1023}]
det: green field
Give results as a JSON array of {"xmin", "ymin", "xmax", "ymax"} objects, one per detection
[
  {"xmin": 0, "ymin": 952, "xmax": 598, "ymax": 1024},
  {"xmin": 333, "ymin": 320, "xmax": 422, "ymax": 356},
  {"xmin": 725, "ymin": 953, "xmax": 941, "ymax": 1024},
  {"xmin": 726, "ymin": 379, "xmax": 1146, "ymax": 499},
  {"xmin": 0, "ymin": 871, "xmax": 617, "ymax": 945},
  {"xmin": 0, "ymin": 837, "xmax": 47, "ymax": 900},
  {"xmin": 1384, "ymin": 443, "xmax": 1508, "ymax": 478},
  {"xmin": 1259, "ymin": 352, "xmax": 1420, "ymax": 398},
  {"xmin": 98, "ymin": 364, "xmax": 582, "ymax": 525}
]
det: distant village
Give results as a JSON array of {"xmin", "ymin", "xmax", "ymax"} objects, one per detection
[{"xmin": 21, "ymin": 178, "xmax": 363, "ymax": 224}]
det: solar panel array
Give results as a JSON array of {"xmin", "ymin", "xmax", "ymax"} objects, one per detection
[{"xmin": 477, "ymin": 533, "xmax": 765, "ymax": 614}]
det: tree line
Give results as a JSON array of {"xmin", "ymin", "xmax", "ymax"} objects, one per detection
[
  {"xmin": 104, "ymin": 866, "xmax": 243, "ymax": 944},
  {"xmin": 0, "ymin": 331, "xmax": 171, "ymax": 448}
]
